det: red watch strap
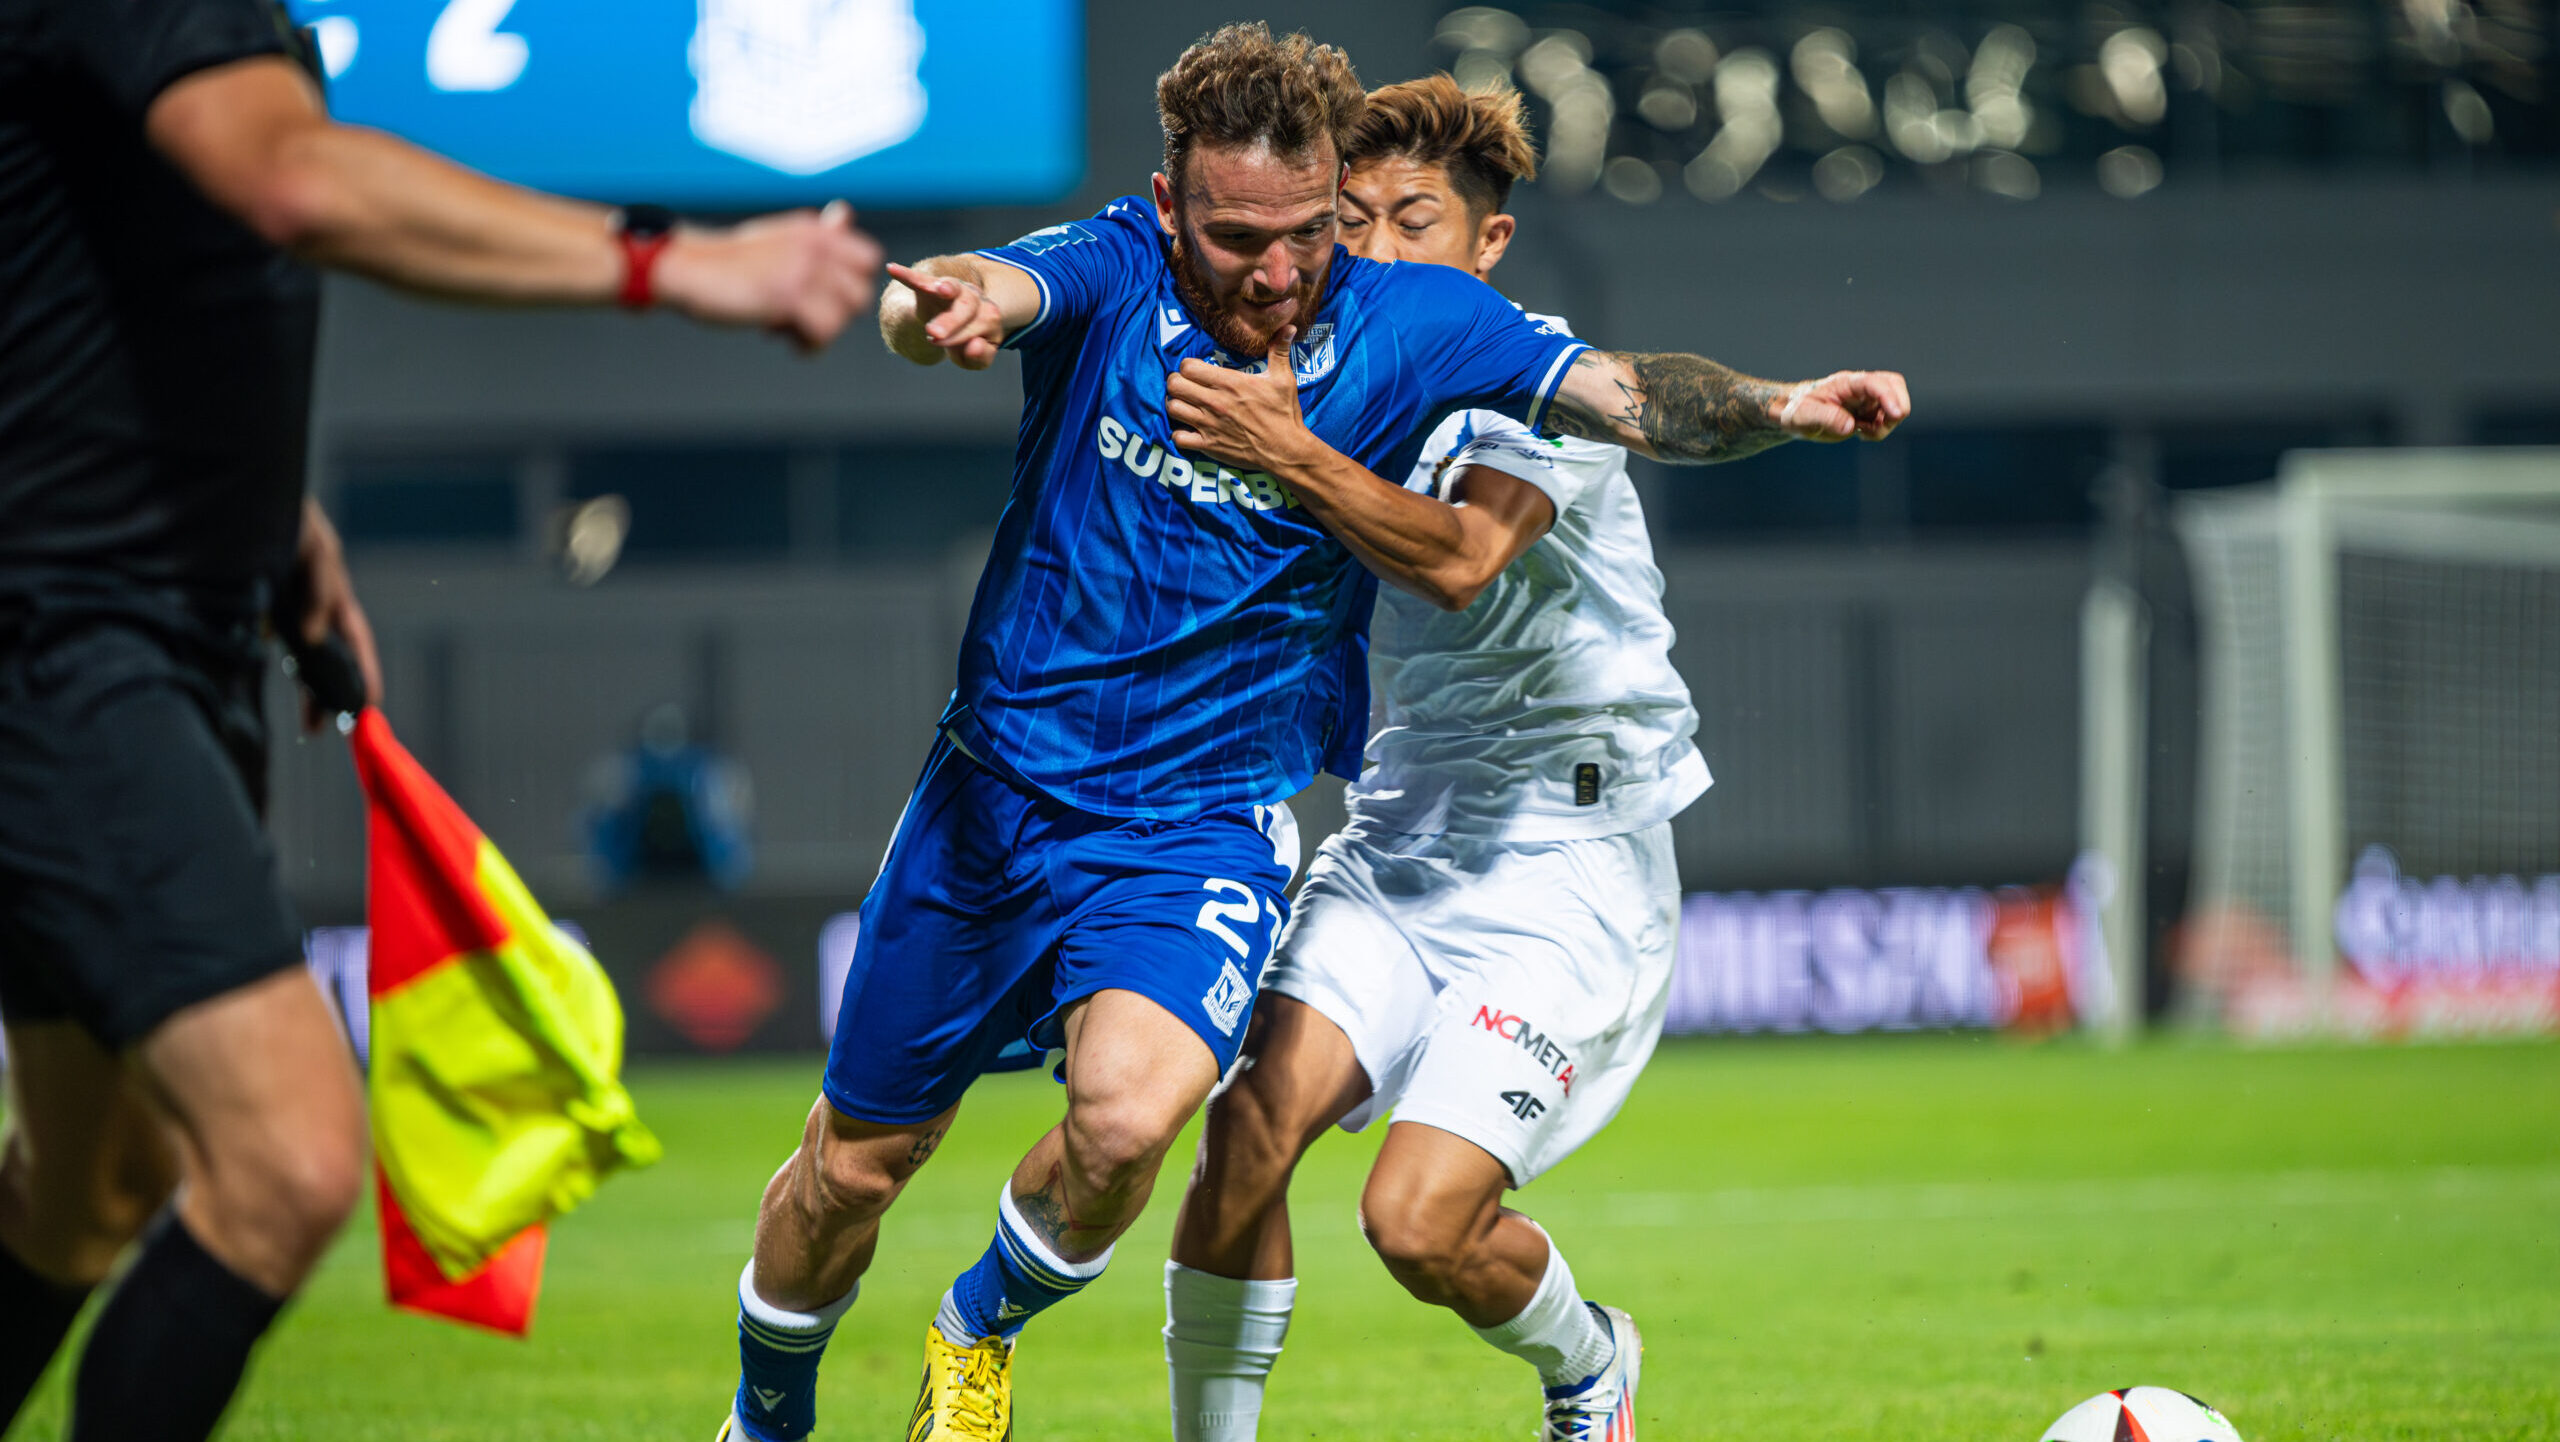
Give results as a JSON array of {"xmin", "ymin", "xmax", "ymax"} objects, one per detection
[{"xmin": 617, "ymin": 230, "xmax": 672, "ymax": 310}]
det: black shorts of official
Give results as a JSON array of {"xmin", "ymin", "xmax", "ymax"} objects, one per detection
[{"xmin": 0, "ymin": 600, "xmax": 303, "ymax": 1049}]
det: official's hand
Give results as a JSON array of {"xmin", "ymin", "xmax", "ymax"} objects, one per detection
[
  {"xmin": 290, "ymin": 498, "xmax": 382, "ymax": 732},
  {"xmin": 653, "ymin": 200, "xmax": 884, "ymax": 354},
  {"xmin": 1166, "ymin": 325, "xmax": 1318, "ymax": 472},
  {"xmin": 886, "ymin": 261, "xmax": 1005, "ymax": 369},
  {"xmin": 1769, "ymin": 369, "xmax": 1911, "ymax": 442}
]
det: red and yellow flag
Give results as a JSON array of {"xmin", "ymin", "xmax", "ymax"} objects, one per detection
[{"xmin": 351, "ymin": 709, "xmax": 661, "ymax": 1335}]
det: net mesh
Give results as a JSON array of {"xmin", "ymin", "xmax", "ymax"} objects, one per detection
[
  {"xmin": 2180, "ymin": 469, "xmax": 2560, "ymax": 959},
  {"xmin": 2337, "ymin": 548, "xmax": 2560, "ymax": 879},
  {"xmin": 2179, "ymin": 496, "xmax": 2293, "ymax": 942}
]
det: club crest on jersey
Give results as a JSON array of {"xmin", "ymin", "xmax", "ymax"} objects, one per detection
[{"xmin": 1212, "ymin": 322, "xmax": 1338, "ymax": 383}]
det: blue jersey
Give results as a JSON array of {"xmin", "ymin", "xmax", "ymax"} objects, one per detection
[{"xmin": 946, "ymin": 196, "xmax": 1588, "ymax": 819}]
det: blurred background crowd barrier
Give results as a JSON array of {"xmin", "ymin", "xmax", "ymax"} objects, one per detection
[{"xmin": 247, "ymin": 0, "xmax": 2558, "ymax": 1057}]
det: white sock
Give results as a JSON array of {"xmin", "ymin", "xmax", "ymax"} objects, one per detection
[
  {"xmin": 1471, "ymin": 1237, "xmax": 1613, "ymax": 1389},
  {"xmin": 740, "ymin": 1257, "xmax": 858, "ymax": 1331},
  {"xmin": 1164, "ymin": 1261, "xmax": 1297, "ymax": 1442}
]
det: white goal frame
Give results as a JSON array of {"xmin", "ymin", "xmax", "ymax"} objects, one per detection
[{"xmin": 2181, "ymin": 448, "xmax": 2560, "ymax": 1017}]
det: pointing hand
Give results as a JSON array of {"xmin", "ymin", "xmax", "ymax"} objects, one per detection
[{"xmin": 887, "ymin": 261, "xmax": 1004, "ymax": 369}]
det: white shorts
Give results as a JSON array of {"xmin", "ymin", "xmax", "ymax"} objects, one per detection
[{"xmin": 1262, "ymin": 819, "xmax": 1681, "ymax": 1186}]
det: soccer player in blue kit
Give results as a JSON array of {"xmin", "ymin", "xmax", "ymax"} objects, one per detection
[{"xmin": 712, "ymin": 24, "xmax": 1909, "ymax": 1442}]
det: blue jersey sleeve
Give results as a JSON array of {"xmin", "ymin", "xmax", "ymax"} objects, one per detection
[
  {"xmin": 975, "ymin": 196, "xmax": 1162, "ymax": 352},
  {"xmin": 1398, "ymin": 266, "xmax": 1591, "ymax": 434}
]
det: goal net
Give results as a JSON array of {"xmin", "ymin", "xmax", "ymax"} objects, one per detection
[{"xmin": 2175, "ymin": 449, "xmax": 2560, "ymax": 1037}]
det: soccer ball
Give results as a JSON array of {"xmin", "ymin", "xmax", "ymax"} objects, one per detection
[{"xmin": 2041, "ymin": 1387, "xmax": 2244, "ymax": 1442}]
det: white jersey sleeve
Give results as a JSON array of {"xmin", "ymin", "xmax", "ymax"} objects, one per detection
[{"xmin": 1438, "ymin": 417, "xmax": 1622, "ymax": 524}]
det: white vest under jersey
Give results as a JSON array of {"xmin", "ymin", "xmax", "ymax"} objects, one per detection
[{"xmin": 1346, "ymin": 313, "xmax": 1710, "ymax": 842}]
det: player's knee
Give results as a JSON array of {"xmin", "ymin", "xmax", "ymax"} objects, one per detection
[
  {"xmin": 1065, "ymin": 1098, "xmax": 1182, "ymax": 1196},
  {"xmin": 805, "ymin": 1135, "xmax": 899, "ymax": 1224},
  {"xmin": 1356, "ymin": 1195, "xmax": 1470, "ymax": 1293}
]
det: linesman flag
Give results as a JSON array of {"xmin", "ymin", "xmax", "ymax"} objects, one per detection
[{"xmin": 350, "ymin": 709, "xmax": 661, "ymax": 1335}]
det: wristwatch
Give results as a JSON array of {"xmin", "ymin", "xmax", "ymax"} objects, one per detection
[{"xmin": 613, "ymin": 205, "xmax": 678, "ymax": 311}]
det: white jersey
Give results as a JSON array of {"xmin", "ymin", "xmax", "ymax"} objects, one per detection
[{"xmin": 1346, "ymin": 314, "xmax": 1710, "ymax": 842}]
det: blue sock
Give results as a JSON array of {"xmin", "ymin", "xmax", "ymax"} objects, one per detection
[
  {"xmin": 937, "ymin": 1180, "xmax": 1113, "ymax": 1343},
  {"xmin": 732, "ymin": 1260, "xmax": 856, "ymax": 1442}
]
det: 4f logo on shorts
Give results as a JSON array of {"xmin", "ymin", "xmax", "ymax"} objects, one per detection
[
  {"xmin": 1473, "ymin": 1005, "xmax": 1577, "ymax": 1095},
  {"xmin": 1499, "ymin": 1089, "xmax": 1547, "ymax": 1122},
  {"xmin": 1202, "ymin": 959, "xmax": 1253, "ymax": 1037}
]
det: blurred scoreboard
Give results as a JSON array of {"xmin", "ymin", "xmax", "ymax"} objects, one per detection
[{"xmin": 287, "ymin": 0, "xmax": 1083, "ymax": 208}]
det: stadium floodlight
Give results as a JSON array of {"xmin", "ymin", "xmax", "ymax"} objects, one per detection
[{"xmin": 2178, "ymin": 449, "xmax": 2560, "ymax": 1030}]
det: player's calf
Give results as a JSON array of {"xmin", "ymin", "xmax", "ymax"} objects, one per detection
[
  {"xmin": 905, "ymin": 993, "xmax": 1220, "ymax": 1442},
  {"xmin": 939, "ymin": 989, "xmax": 1217, "ymax": 1345},
  {"xmin": 1361, "ymin": 1123, "xmax": 1622, "ymax": 1417},
  {"xmin": 1172, "ymin": 995, "xmax": 1368, "ymax": 1276},
  {"xmin": 1163, "ymin": 997, "xmax": 1367, "ymax": 1442},
  {"xmin": 1357, "ymin": 1124, "xmax": 1543, "ymax": 1326},
  {"xmin": 729, "ymin": 1101, "xmax": 950, "ymax": 1442}
]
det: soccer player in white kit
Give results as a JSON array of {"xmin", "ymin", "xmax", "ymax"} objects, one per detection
[{"xmin": 1157, "ymin": 76, "xmax": 1908, "ymax": 1442}]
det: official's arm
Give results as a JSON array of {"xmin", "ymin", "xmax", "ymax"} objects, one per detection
[{"xmin": 146, "ymin": 56, "xmax": 882, "ymax": 349}]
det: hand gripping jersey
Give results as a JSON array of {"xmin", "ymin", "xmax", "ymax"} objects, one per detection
[
  {"xmin": 951, "ymin": 197, "xmax": 1587, "ymax": 820},
  {"xmin": 1347, "ymin": 314, "xmax": 1710, "ymax": 842}
]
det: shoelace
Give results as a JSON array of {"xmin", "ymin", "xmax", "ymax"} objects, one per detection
[
  {"xmin": 938, "ymin": 1343, "xmax": 1009, "ymax": 1442},
  {"xmin": 1543, "ymin": 1386, "xmax": 1613, "ymax": 1442}
]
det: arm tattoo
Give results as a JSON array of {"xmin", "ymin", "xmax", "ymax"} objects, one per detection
[{"xmin": 1551, "ymin": 350, "xmax": 1790, "ymax": 463}]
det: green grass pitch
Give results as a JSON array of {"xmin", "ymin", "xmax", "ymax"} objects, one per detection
[{"xmin": 9, "ymin": 1035, "xmax": 2558, "ymax": 1440}]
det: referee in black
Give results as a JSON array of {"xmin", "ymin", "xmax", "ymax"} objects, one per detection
[{"xmin": 0, "ymin": 1, "xmax": 885, "ymax": 1436}]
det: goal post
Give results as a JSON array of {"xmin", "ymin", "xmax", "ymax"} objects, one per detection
[{"xmin": 2176, "ymin": 448, "xmax": 2560, "ymax": 1034}]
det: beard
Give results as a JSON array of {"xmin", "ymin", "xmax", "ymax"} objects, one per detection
[{"xmin": 1169, "ymin": 229, "xmax": 1328, "ymax": 359}]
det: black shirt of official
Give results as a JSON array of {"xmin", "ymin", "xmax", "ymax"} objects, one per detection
[{"xmin": 0, "ymin": 0, "xmax": 319, "ymax": 597}]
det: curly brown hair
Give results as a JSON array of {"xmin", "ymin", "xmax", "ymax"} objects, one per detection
[
  {"xmin": 1155, "ymin": 22, "xmax": 1366, "ymax": 187},
  {"xmin": 1347, "ymin": 74, "xmax": 1539, "ymax": 219}
]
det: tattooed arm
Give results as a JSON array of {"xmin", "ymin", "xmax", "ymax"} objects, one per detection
[{"xmin": 1546, "ymin": 349, "xmax": 1911, "ymax": 463}]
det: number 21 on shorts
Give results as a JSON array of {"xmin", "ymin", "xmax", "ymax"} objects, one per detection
[{"xmin": 1194, "ymin": 878, "xmax": 1268, "ymax": 1037}]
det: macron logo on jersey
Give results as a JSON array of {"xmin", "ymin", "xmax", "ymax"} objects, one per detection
[
  {"xmin": 1095, "ymin": 417, "xmax": 1299, "ymax": 512},
  {"xmin": 1158, "ymin": 307, "xmax": 1191, "ymax": 347}
]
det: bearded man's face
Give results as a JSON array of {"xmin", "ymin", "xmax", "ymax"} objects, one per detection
[{"xmin": 1157, "ymin": 141, "xmax": 1339, "ymax": 357}]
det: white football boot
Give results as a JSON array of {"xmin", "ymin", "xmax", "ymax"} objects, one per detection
[{"xmin": 1539, "ymin": 1304, "xmax": 1641, "ymax": 1442}]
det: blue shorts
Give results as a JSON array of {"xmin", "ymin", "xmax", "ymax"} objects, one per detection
[{"xmin": 823, "ymin": 735, "xmax": 1296, "ymax": 1126}]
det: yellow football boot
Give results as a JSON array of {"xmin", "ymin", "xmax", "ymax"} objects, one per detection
[{"xmin": 904, "ymin": 1321, "xmax": 1013, "ymax": 1442}]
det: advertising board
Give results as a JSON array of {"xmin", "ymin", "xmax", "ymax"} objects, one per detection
[{"xmin": 288, "ymin": 0, "xmax": 1084, "ymax": 207}]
